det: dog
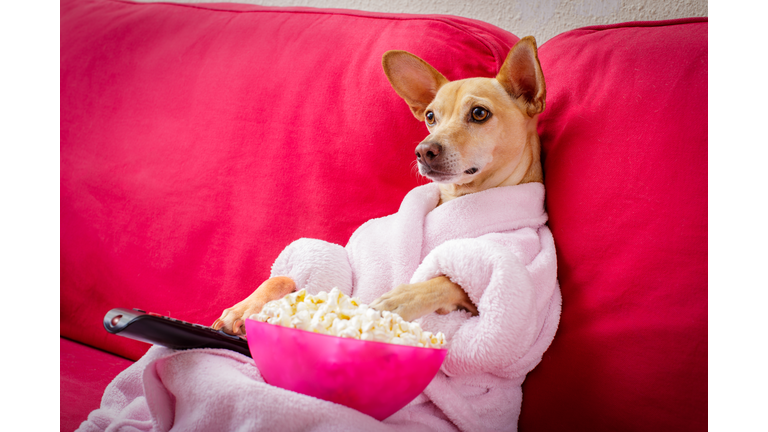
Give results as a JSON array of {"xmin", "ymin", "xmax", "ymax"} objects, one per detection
[{"xmin": 213, "ymin": 36, "xmax": 546, "ymax": 336}]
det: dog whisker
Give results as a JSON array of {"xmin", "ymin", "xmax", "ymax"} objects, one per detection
[{"xmin": 409, "ymin": 160, "xmax": 432, "ymax": 184}]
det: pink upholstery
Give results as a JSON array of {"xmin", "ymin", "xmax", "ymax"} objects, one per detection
[
  {"xmin": 60, "ymin": 338, "xmax": 133, "ymax": 432},
  {"xmin": 521, "ymin": 18, "xmax": 708, "ymax": 431},
  {"xmin": 61, "ymin": 0, "xmax": 707, "ymax": 429}
]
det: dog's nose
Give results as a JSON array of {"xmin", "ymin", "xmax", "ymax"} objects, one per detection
[{"xmin": 415, "ymin": 142, "xmax": 442, "ymax": 163}]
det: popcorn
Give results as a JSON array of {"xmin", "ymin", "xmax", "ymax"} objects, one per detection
[{"xmin": 250, "ymin": 287, "xmax": 447, "ymax": 349}]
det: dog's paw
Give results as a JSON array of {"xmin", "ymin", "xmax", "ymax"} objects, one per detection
[
  {"xmin": 370, "ymin": 283, "xmax": 445, "ymax": 322},
  {"xmin": 211, "ymin": 276, "xmax": 296, "ymax": 336},
  {"xmin": 212, "ymin": 301, "xmax": 264, "ymax": 336},
  {"xmin": 370, "ymin": 277, "xmax": 478, "ymax": 322}
]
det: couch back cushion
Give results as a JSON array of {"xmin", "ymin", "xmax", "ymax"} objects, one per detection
[
  {"xmin": 61, "ymin": 0, "xmax": 517, "ymax": 358},
  {"xmin": 523, "ymin": 18, "xmax": 708, "ymax": 431}
]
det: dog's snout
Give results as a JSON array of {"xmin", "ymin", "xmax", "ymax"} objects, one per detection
[{"xmin": 415, "ymin": 142, "xmax": 442, "ymax": 163}]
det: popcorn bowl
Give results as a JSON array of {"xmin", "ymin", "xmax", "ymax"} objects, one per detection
[{"xmin": 245, "ymin": 318, "xmax": 447, "ymax": 420}]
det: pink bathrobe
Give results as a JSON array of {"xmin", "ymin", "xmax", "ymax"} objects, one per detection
[{"xmin": 78, "ymin": 182, "xmax": 561, "ymax": 432}]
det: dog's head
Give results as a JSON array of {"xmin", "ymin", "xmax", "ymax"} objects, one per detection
[{"xmin": 382, "ymin": 37, "xmax": 546, "ymax": 202}]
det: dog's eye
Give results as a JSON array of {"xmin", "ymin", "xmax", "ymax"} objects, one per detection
[
  {"xmin": 471, "ymin": 107, "xmax": 490, "ymax": 122},
  {"xmin": 425, "ymin": 111, "xmax": 436, "ymax": 125}
]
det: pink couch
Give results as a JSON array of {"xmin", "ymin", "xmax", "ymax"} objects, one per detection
[{"xmin": 61, "ymin": 0, "xmax": 707, "ymax": 430}]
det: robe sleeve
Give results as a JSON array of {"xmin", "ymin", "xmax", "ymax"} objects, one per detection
[
  {"xmin": 409, "ymin": 233, "xmax": 560, "ymax": 378},
  {"xmin": 270, "ymin": 238, "xmax": 354, "ymax": 297}
]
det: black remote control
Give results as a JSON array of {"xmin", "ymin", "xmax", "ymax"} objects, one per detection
[{"xmin": 103, "ymin": 308, "xmax": 251, "ymax": 358}]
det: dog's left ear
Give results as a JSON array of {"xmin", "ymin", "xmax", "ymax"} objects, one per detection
[
  {"xmin": 496, "ymin": 36, "xmax": 546, "ymax": 117},
  {"xmin": 382, "ymin": 50, "xmax": 449, "ymax": 121}
]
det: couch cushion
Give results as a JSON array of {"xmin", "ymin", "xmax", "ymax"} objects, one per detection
[
  {"xmin": 520, "ymin": 18, "xmax": 708, "ymax": 432},
  {"xmin": 60, "ymin": 338, "xmax": 134, "ymax": 431},
  {"xmin": 61, "ymin": 0, "xmax": 517, "ymax": 360}
]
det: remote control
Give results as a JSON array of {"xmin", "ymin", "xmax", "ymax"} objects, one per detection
[{"xmin": 103, "ymin": 308, "xmax": 251, "ymax": 358}]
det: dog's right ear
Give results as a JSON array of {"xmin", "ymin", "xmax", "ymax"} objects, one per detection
[{"xmin": 382, "ymin": 51, "xmax": 449, "ymax": 121}]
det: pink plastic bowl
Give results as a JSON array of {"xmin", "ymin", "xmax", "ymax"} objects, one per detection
[{"xmin": 245, "ymin": 319, "xmax": 447, "ymax": 420}]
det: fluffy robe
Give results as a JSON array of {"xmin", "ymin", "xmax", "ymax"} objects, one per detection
[{"xmin": 78, "ymin": 182, "xmax": 561, "ymax": 432}]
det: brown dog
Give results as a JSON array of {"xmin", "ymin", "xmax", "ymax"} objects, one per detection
[{"xmin": 213, "ymin": 36, "xmax": 545, "ymax": 335}]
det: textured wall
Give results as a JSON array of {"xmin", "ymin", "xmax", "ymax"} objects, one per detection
[{"xmin": 136, "ymin": 0, "xmax": 708, "ymax": 43}]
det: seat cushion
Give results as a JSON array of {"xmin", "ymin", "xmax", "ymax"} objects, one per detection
[
  {"xmin": 520, "ymin": 18, "xmax": 708, "ymax": 432},
  {"xmin": 60, "ymin": 337, "xmax": 134, "ymax": 431}
]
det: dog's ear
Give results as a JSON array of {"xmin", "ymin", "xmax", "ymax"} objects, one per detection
[
  {"xmin": 382, "ymin": 51, "xmax": 449, "ymax": 121},
  {"xmin": 496, "ymin": 36, "xmax": 546, "ymax": 117}
]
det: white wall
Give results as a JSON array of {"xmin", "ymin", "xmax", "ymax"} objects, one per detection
[{"xmin": 137, "ymin": 0, "xmax": 708, "ymax": 43}]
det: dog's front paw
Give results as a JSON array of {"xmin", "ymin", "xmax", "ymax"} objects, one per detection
[
  {"xmin": 370, "ymin": 276, "xmax": 478, "ymax": 322},
  {"xmin": 211, "ymin": 276, "xmax": 296, "ymax": 336},
  {"xmin": 212, "ymin": 301, "xmax": 263, "ymax": 336},
  {"xmin": 370, "ymin": 283, "xmax": 444, "ymax": 322}
]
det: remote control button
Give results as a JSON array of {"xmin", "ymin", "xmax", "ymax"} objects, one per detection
[
  {"xmin": 149, "ymin": 312, "xmax": 162, "ymax": 317},
  {"xmin": 111, "ymin": 315, "xmax": 122, "ymax": 326}
]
